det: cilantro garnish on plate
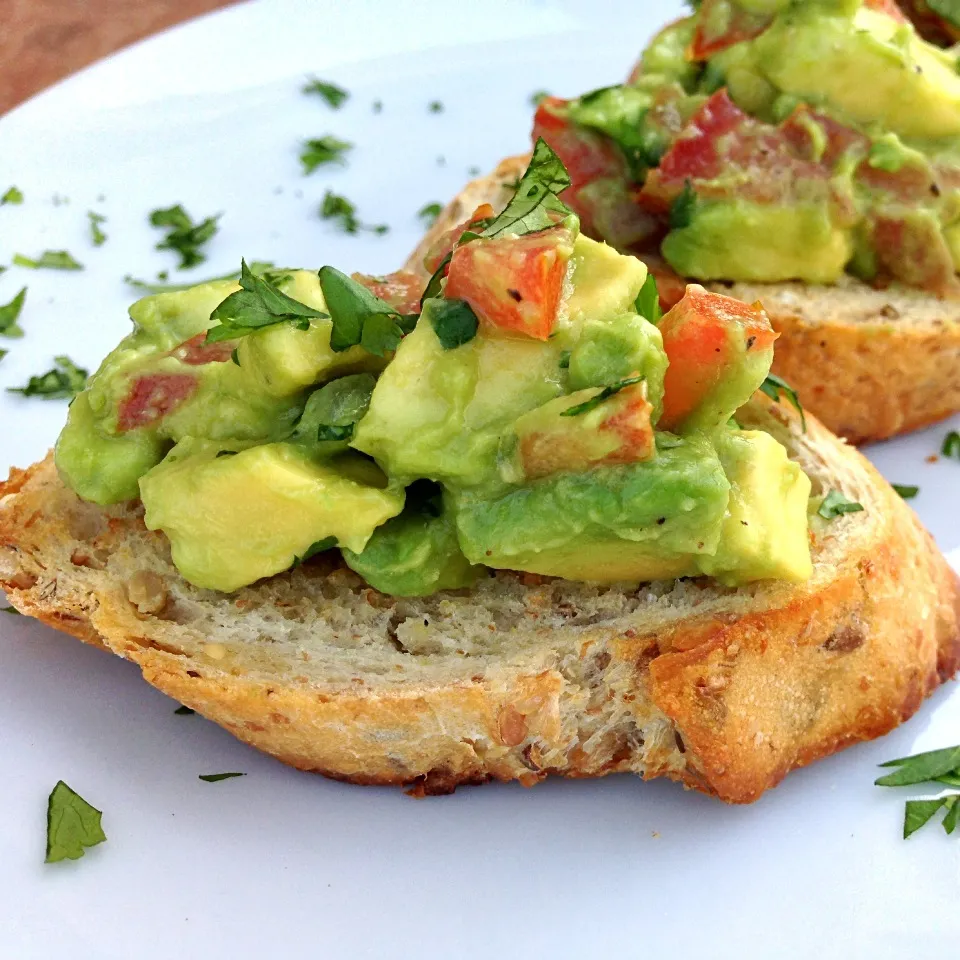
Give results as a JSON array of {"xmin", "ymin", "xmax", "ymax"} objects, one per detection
[
  {"xmin": 876, "ymin": 744, "xmax": 960, "ymax": 838},
  {"xmin": 45, "ymin": 781, "xmax": 106, "ymax": 863},
  {"xmin": 87, "ymin": 210, "xmax": 107, "ymax": 246},
  {"xmin": 300, "ymin": 136, "xmax": 353, "ymax": 174},
  {"xmin": 13, "ymin": 250, "xmax": 83, "ymax": 270},
  {"xmin": 302, "ymin": 77, "xmax": 349, "ymax": 109},
  {"xmin": 149, "ymin": 204, "xmax": 220, "ymax": 270},
  {"xmin": 8, "ymin": 356, "xmax": 88, "ymax": 399},
  {"xmin": 0, "ymin": 287, "xmax": 27, "ymax": 337},
  {"xmin": 1, "ymin": 186, "xmax": 23, "ymax": 205}
]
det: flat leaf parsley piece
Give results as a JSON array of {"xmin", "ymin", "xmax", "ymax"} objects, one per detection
[
  {"xmin": 428, "ymin": 298, "xmax": 478, "ymax": 351},
  {"xmin": 149, "ymin": 204, "xmax": 220, "ymax": 270},
  {"xmin": 300, "ymin": 135, "xmax": 353, "ymax": 174},
  {"xmin": 87, "ymin": 210, "xmax": 107, "ymax": 246},
  {"xmin": 892, "ymin": 484, "xmax": 919, "ymax": 499},
  {"xmin": 0, "ymin": 286, "xmax": 27, "ymax": 337},
  {"xmin": 8, "ymin": 356, "xmax": 88, "ymax": 399},
  {"xmin": 635, "ymin": 273, "xmax": 661, "ymax": 324},
  {"xmin": 318, "ymin": 266, "xmax": 416, "ymax": 356},
  {"xmin": 876, "ymin": 744, "xmax": 960, "ymax": 839},
  {"xmin": 1, "ymin": 186, "xmax": 23, "ymax": 205},
  {"xmin": 817, "ymin": 490, "xmax": 864, "ymax": 519},
  {"xmin": 759, "ymin": 373, "xmax": 806, "ymax": 431},
  {"xmin": 418, "ymin": 202, "xmax": 443, "ymax": 226},
  {"xmin": 320, "ymin": 191, "xmax": 388, "ymax": 235},
  {"xmin": 561, "ymin": 376, "xmax": 644, "ymax": 417},
  {"xmin": 13, "ymin": 250, "xmax": 83, "ymax": 270},
  {"xmin": 199, "ymin": 772, "xmax": 245, "ymax": 782},
  {"xmin": 302, "ymin": 77, "xmax": 349, "ymax": 109},
  {"xmin": 206, "ymin": 259, "xmax": 328, "ymax": 343},
  {"xmin": 943, "ymin": 430, "xmax": 960, "ymax": 460},
  {"xmin": 45, "ymin": 781, "xmax": 107, "ymax": 863}
]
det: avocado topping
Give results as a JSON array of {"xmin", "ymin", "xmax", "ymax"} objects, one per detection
[
  {"xmin": 54, "ymin": 145, "xmax": 812, "ymax": 596},
  {"xmin": 532, "ymin": 0, "xmax": 960, "ymax": 295}
]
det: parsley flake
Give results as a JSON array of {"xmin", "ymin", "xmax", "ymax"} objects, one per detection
[
  {"xmin": 892, "ymin": 484, "xmax": 919, "ymax": 499},
  {"xmin": 13, "ymin": 250, "xmax": 83, "ymax": 270},
  {"xmin": 199, "ymin": 772, "xmax": 245, "ymax": 782},
  {"xmin": 1, "ymin": 186, "xmax": 23, "ymax": 205},
  {"xmin": 206, "ymin": 259, "xmax": 328, "ymax": 343},
  {"xmin": 0, "ymin": 286, "xmax": 27, "ymax": 337},
  {"xmin": 372, "ymin": 100, "xmax": 383, "ymax": 113},
  {"xmin": 669, "ymin": 180, "xmax": 698, "ymax": 230},
  {"xmin": 876, "ymin": 743, "xmax": 960, "ymax": 839},
  {"xmin": 817, "ymin": 490, "xmax": 864, "ymax": 519},
  {"xmin": 429, "ymin": 100, "xmax": 444, "ymax": 113},
  {"xmin": 561, "ymin": 376, "xmax": 644, "ymax": 417},
  {"xmin": 418, "ymin": 202, "xmax": 444, "ymax": 226},
  {"xmin": 635, "ymin": 273, "xmax": 662, "ymax": 324},
  {"xmin": 149, "ymin": 204, "xmax": 220, "ymax": 270},
  {"xmin": 45, "ymin": 781, "xmax": 106, "ymax": 863},
  {"xmin": 302, "ymin": 77, "xmax": 349, "ymax": 109},
  {"xmin": 942, "ymin": 430, "xmax": 960, "ymax": 460},
  {"xmin": 320, "ymin": 191, "xmax": 388, "ymax": 235},
  {"xmin": 318, "ymin": 266, "xmax": 415, "ymax": 356},
  {"xmin": 300, "ymin": 135, "xmax": 352, "ymax": 174},
  {"xmin": 760, "ymin": 373, "xmax": 806, "ymax": 431},
  {"xmin": 428, "ymin": 298, "xmax": 478, "ymax": 350},
  {"xmin": 8, "ymin": 356, "xmax": 87, "ymax": 399},
  {"xmin": 87, "ymin": 210, "xmax": 107, "ymax": 246},
  {"xmin": 1, "ymin": 605, "xmax": 20, "ymax": 614}
]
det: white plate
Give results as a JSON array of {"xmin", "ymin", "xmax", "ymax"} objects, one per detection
[{"xmin": 1, "ymin": 2, "xmax": 958, "ymax": 957}]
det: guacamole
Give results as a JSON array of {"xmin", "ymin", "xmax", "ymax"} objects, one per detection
[
  {"xmin": 54, "ymin": 144, "xmax": 812, "ymax": 595},
  {"xmin": 532, "ymin": 0, "xmax": 960, "ymax": 295}
]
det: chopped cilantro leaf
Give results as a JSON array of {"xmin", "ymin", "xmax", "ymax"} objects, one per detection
[
  {"xmin": 760, "ymin": 373, "xmax": 806, "ymax": 431},
  {"xmin": 1, "ymin": 186, "xmax": 23, "ymax": 205},
  {"xmin": 892, "ymin": 484, "xmax": 919, "ymax": 499},
  {"xmin": 300, "ymin": 135, "xmax": 352, "ymax": 174},
  {"xmin": 318, "ymin": 267, "xmax": 413, "ymax": 355},
  {"xmin": 429, "ymin": 100, "xmax": 444, "ymax": 113},
  {"xmin": 669, "ymin": 180, "xmax": 698, "ymax": 230},
  {"xmin": 8, "ymin": 356, "xmax": 87, "ymax": 399},
  {"xmin": 635, "ymin": 273, "xmax": 662, "ymax": 324},
  {"xmin": 817, "ymin": 490, "xmax": 863, "ymax": 520},
  {"xmin": 124, "ymin": 261, "xmax": 274, "ymax": 294},
  {"xmin": 302, "ymin": 77, "xmax": 349, "ymax": 108},
  {"xmin": 1, "ymin": 605, "xmax": 20, "ymax": 614},
  {"xmin": 174, "ymin": 705, "xmax": 195, "ymax": 715},
  {"xmin": 149, "ymin": 204, "xmax": 220, "ymax": 270},
  {"xmin": 876, "ymin": 744, "xmax": 960, "ymax": 787},
  {"xmin": 45, "ymin": 781, "xmax": 106, "ymax": 863},
  {"xmin": 0, "ymin": 286, "xmax": 27, "ymax": 337},
  {"xmin": 942, "ymin": 430, "xmax": 960, "ymax": 460},
  {"xmin": 198, "ymin": 772, "xmax": 245, "ymax": 782},
  {"xmin": 87, "ymin": 210, "xmax": 107, "ymax": 246},
  {"xmin": 428, "ymin": 298, "xmax": 479, "ymax": 350},
  {"xmin": 530, "ymin": 90, "xmax": 551, "ymax": 107},
  {"xmin": 561, "ymin": 376, "xmax": 644, "ymax": 417},
  {"xmin": 0, "ymin": 349, "xmax": 6, "ymax": 363},
  {"xmin": 292, "ymin": 374, "xmax": 376, "ymax": 451},
  {"xmin": 418, "ymin": 202, "xmax": 443, "ymax": 226},
  {"xmin": 206, "ymin": 259, "xmax": 328, "ymax": 343},
  {"xmin": 320, "ymin": 191, "xmax": 388, "ymax": 235},
  {"xmin": 903, "ymin": 797, "xmax": 957, "ymax": 839},
  {"xmin": 13, "ymin": 250, "xmax": 83, "ymax": 270}
]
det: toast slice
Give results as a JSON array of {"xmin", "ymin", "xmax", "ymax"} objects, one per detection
[
  {"xmin": 2, "ymin": 395, "xmax": 957, "ymax": 802},
  {"xmin": 406, "ymin": 156, "xmax": 960, "ymax": 445}
]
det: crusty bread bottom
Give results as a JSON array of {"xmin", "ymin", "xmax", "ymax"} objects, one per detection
[
  {"xmin": 1, "ymin": 397, "xmax": 957, "ymax": 802},
  {"xmin": 406, "ymin": 155, "xmax": 960, "ymax": 444}
]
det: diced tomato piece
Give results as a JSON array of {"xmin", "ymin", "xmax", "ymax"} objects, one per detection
[
  {"xmin": 352, "ymin": 270, "xmax": 424, "ymax": 315},
  {"xmin": 117, "ymin": 373, "xmax": 197, "ymax": 432},
  {"xmin": 422, "ymin": 203, "xmax": 495, "ymax": 275},
  {"xmin": 657, "ymin": 286, "xmax": 777, "ymax": 430},
  {"xmin": 171, "ymin": 333, "xmax": 235, "ymax": 366},
  {"xmin": 871, "ymin": 214, "xmax": 960, "ymax": 296},
  {"xmin": 689, "ymin": 0, "xmax": 774, "ymax": 60},
  {"xmin": 444, "ymin": 227, "xmax": 573, "ymax": 340},
  {"xmin": 864, "ymin": 0, "xmax": 908, "ymax": 24},
  {"xmin": 519, "ymin": 383, "xmax": 654, "ymax": 479}
]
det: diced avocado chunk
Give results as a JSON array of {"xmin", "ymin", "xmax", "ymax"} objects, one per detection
[
  {"xmin": 352, "ymin": 317, "xmax": 563, "ymax": 486},
  {"xmin": 453, "ymin": 435, "xmax": 730, "ymax": 582},
  {"xmin": 140, "ymin": 441, "xmax": 403, "ymax": 592},
  {"xmin": 754, "ymin": 6, "xmax": 960, "ymax": 139},
  {"xmin": 567, "ymin": 312, "xmax": 667, "ymax": 421},
  {"xmin": 565, "ymin": 234, "xmax": 648, "ymax": 325},
  {"xmin": 55, "ymin": 391, "xmax": 168, "ymax": 504},
  {"xmin": 697, "ymin": 429, "xmax": 812, "ymax": 584},
  {"xmin": 129, "ymin": 280, "xmax": 239, "ymax": 350},
  {"xmin": 342, "ymin": 482, "xmax": 484, "ymax": 596},
  {"xmin": 663, "ymin": 200, "xmax": 852, "ymax": 284}
]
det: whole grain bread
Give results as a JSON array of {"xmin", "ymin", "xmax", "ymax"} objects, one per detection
[
  {"xmin": 406, "ymin": 155, "xmax": 960, "ymax": 444},
  {"xmin": 2, "ymin": 395, "xmax": 957, "ymax": 802}
]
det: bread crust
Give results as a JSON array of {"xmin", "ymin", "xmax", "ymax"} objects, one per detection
[
  {"xmin": 1, "ymin": 397, "xmax": 957, "ymax": 803},
  {"xmin": 406, "ymin": 156, "xmax": 960, "ymax": 444}
]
